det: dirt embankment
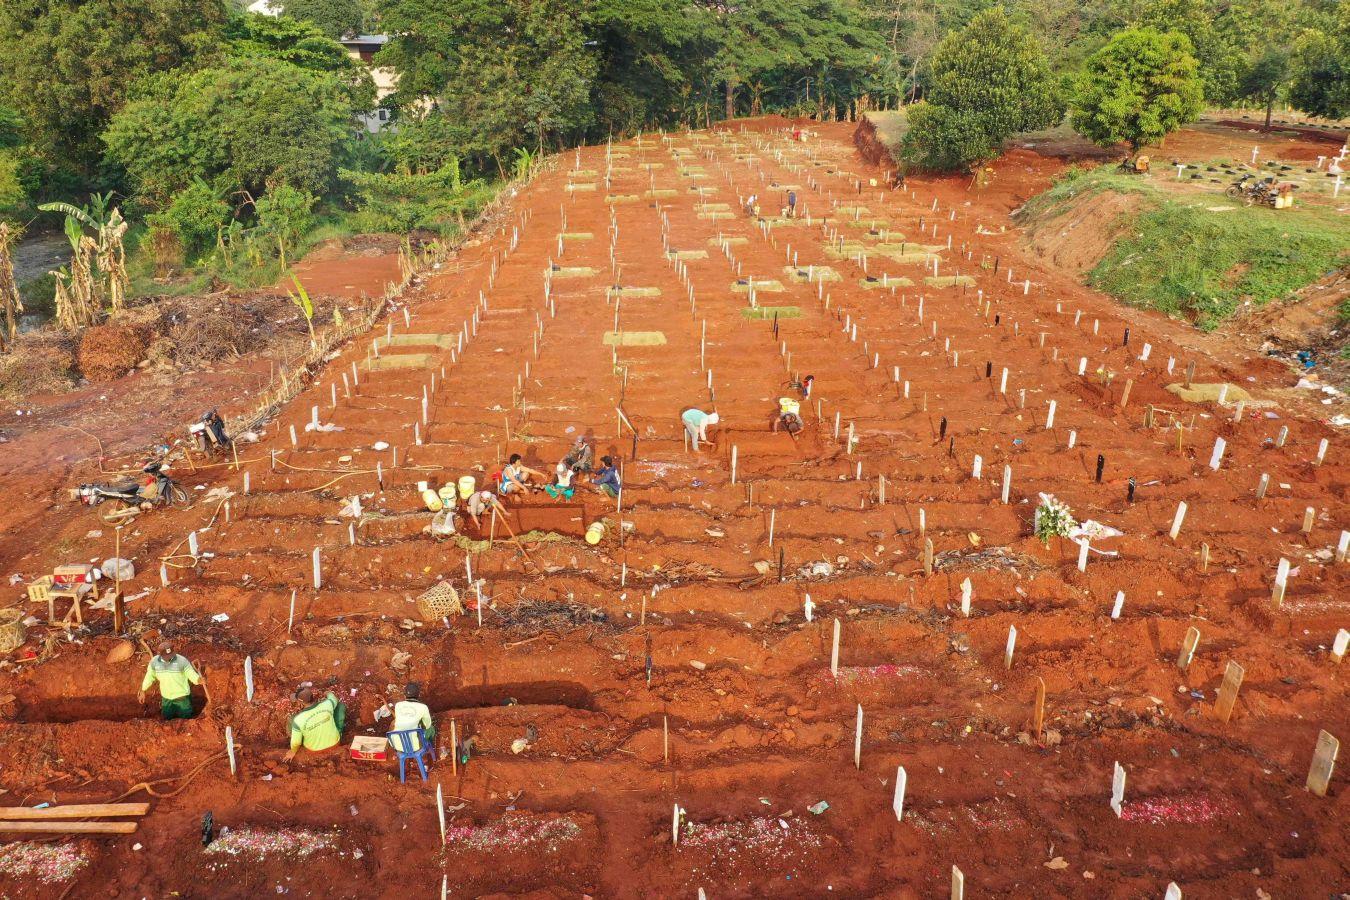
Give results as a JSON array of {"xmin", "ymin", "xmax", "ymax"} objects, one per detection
[
  {"xmin": 852, "ymin": 115, "xmax": 894, "ymax": 169},
  {"xmin": 1019, "ymin": 189, "xmax": 1148, "ymax": 278}
]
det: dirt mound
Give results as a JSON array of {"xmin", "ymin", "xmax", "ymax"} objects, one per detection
[
  {"xmin": 1222, "ymin": 270, "xmax": 1350, "ymax": 389},
  {"xmin": 76, "ymin": 323, "xmax": 147, "ymax": 381},
  {"xmin": 0, "ymin": 332, "xmax": 76, "ymax": 399},
  {"xmin": 1019, "ymin": 188, "xmax": 1147, "ymax": 278}
]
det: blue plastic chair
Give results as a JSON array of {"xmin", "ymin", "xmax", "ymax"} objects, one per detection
[{"xmin": 387, "ymin": 727, "xmax": 436, "ymax": 783}]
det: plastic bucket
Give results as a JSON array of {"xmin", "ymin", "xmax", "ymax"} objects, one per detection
[
  {"xmin": 585, "ymin": 522, "xmax": 606, "ymax": 545},
  {"xmin": 457, "ymin": 476, "xmax": 476, "ymax": 499}
]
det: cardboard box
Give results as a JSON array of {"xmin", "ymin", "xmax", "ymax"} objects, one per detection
[{"xmin": 350, "ymin": 736, "xmax": 389, "ymax": 762}]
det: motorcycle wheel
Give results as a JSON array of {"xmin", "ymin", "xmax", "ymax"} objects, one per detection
[
  {"xmin": 167, "ymin": 484, "xmax": 191, "ymax": 508},
  {"xmin": 1224, "ymin": 186, "xmax": 1241, "ymax": 199}
]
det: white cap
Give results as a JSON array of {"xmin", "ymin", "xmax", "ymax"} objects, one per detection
[{"xmin": 706, "ymin": 412, "xmax": 719, "ymax": 425}]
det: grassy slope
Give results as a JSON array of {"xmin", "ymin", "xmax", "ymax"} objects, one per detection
[{"xmin": 1019, "ymin": 166, "xmax": 1348, "ymax": 330}]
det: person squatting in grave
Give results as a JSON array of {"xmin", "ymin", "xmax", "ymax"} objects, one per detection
[
  {"xmin": 139, "ymin": 643, "xmax": 205, "ymax": 720},
  {"xmin": 544, "ymin": 461, "xmax": 576, "ymax": 500},
  {"xmin": 465, "ymin": 488, "xmax": 507, "ymax": 529},
  {"xmin": 497, "ymin": 453, "xmax": 547, "ymax": 496},
  {"xmin": 681, "ymin": 408, "xmax": 719, "ymax": 450},
  {"xmin": 593, "ymin": 455, "xmax": 622, "ymax": 498},
  {"xmin": 771, "ymin": 397, "xmax": 804, "ymax": 435},
  {"xmin": 285, "ymin": 685, "xmax": 347, "ymax": 761},
  {"xmin": 562, "ymin": 435, "xmax": 594, "ymax": 474}
]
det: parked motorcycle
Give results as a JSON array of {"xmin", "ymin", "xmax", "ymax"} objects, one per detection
[
  {"xmin": 77, "ymin": 462, "xmax": 190, "ymax": 519},
  {"xmin": 1225, "ymin": 174, "xmax": 1277, "ymax": 205},
  {"xmin": 188, "ymin": 409, "xmax": 231, "ymax": 455}
]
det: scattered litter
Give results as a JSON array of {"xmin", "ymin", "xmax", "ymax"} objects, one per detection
[
  {"xmin": 445, "ymin": 812, "xmax": 582, "ymax": 854},
  {"xmin": 211, "ymin": 613, "xmax": 230, "ymax": 623},
  {"xmin": 204, "ymin": 826, "xmax": 340, "ymax": 861},
  {"xmin": 807, "ymin": 801, "xmax": 829, "ymax": 814},
  {"xmin": 372, "ymin": 441, "xmax": 389, "ymax": 451}
]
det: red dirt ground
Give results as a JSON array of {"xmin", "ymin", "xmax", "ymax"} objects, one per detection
[{"xmin": 0, "ymin": 120, "xmax": 1345, "ymax": 898}]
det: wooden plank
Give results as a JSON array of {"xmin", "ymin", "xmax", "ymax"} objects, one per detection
[
  {"xmin": 0, "ymin": 821, "xmax": 138, "ymax": 834},
  {"xmin": 0, "ymin": 802, "xmax": 149, "ymax": 820}
]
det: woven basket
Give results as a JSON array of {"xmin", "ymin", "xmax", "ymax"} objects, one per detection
[
  {"xmin": 0, "ymin": 608, "xmax": 26, "ymax": 654},
  {"xmin": 416, "ymin": 581, "xmax": 463, "ymax": 620}
]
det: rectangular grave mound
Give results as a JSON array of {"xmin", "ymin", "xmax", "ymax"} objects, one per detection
[
  {"xmin": 741, "ymin": 306, "xmax": 802, "ymax": 319},
  {"xmin": 861, "ymin": 276, "xmax": 915, "ymax": 289},
  {"xmin": 374, "ymin": 333, "xmax": 453, "ymax": 349},
  {"xmin": 643, "ymin": 189, "xmax": 677, "ymax": 198},
  {"xmin": 565, "ymin": 183, "xmax": 597, "ymax": 192},
  {"xmin": 365, "ymin": 353, "xmax": 436, "ymax": 370},
  {"xmin": 606, "ymin": 286, "xmax": 662, "ymax": 298},
  {"xmin": 784, "ymin": 266, "xmax": 841, "ymax": 283},
  {"xmin": 551, "ymin": 266, "xmax": 598, "ymax": 278},
  {"xmin": 708, "ymin": 236, "xmax": 749, "ymax": 246},
  {"xmin": 666, "ymin": 250, "xmax": 709, "ymax": 261},
  {"xmin": 561, "ymin": 232, "xmax": 594, "ymax": 241},
  {"xmin": 603, "ymin": 331, "xmax": 666, "ymax": 346},
  {"xmin": 730, "ymin": 279, "xmax": 785, "ymax": 293},
  {"xmin": 696, "ymin": 203, "xmax": 732, "ymax": 212},
  {"xmin": 698, "ymin": 211, "xmax": 734, "ymax": 220},
  {"xmin": 719, "ymin": 428, "xmax": 810, "ymax": 459},
  {"xmin": 606, "ymin": 195, "xmax": 639, "ymax": 204},
  {"xmin": 924, "ymin": 275, "xmax": 975, "ymax": 288}
]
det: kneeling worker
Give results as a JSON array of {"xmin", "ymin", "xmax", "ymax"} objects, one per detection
[
  {"xmin": 138, "ymin": 644, "xmax": 206, "ymax": 720},
  {"xmin": 284, "ymin": 686, "xmax": 347, "ymax": 761},
  {"xmin": 771, "ymin": 397, "xmax": 804, "ymax": 435}
]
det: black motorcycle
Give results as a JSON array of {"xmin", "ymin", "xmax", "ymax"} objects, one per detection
[
  {"xmin": 78, "ymin": 462, "xmax": 190, "ymax": 518},
  {"xmin": 1225, "ymin": 174, "xmax": 1277, "ymax": 205},
  {"xmin": 189, "ymin": 409, "xmax": 231, "ymax": 455}
]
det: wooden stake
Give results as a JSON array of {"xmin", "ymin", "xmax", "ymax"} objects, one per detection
[
  {"xmin": 951, "ymin": 866, "xmax": 964, "ymax": 900},
  {"xmin": 1004, "ymin": 625, "xmax": 1017, "ymax": 670},
  {"xmin": 1306, "ymin": 730, "xmax": 1339, "ymax": 797},
  {"xmin": 1214, "ymin": 660, "xmax": 1245, "ymax": 723},
  {"xmin": 854, "ymin": 704, "xmax": 863, "ymax": 769},
  {"xmin": 435, "ymin": 783, "xmax": 446, "ymax": 843},
  {"xmin": 1169, "ymin": 502, "xmax": 1187, "ymax": 540},
  {"xmin": 831, "ymin": 619, "xmax": 841, "ymax": 677},
  {"xmin": 1033, "ymin": 677, "xmax": 1045, "ymax": 739},
  {"xmin": 663, "ymin": 715, "xmax": 669, "ymax": 763},
  {"xmin": 923, "ymin": 538, "xmax": 934, "ymax": 576},
  {"xmin": 450, "ymin": 719, "xmax": 458, "ymax": 775},
  {"xmin": 1177, "ymin": 626, "xmax": 1200, "ymax": 670},
  {"xmin": 892, "ymin": 766, "xmax": 907, "ymax": 821}
]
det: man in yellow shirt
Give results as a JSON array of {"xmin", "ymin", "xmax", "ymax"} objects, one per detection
[
  {"xmin": 284, "ymin": 686, "xmax": 347, "ymax": 761},
  {"xmin": 138, "ymin": 644, "xmax": 205, "ymax": 720},
  {"xmin": 391, "ymin": 682, "xmax": 435, "ymax": 750}
]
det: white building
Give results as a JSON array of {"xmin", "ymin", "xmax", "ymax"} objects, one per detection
[{"xmin": 340, "ymin": 35, "xmax": 398, "ymax": 133}]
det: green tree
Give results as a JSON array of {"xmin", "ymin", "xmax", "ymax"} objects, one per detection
[
  {"xmin": 900, "ymin": 102, "xmax": 997, "ymax": 170},
  {"xmin": 224, "ymin": 13, "xmax": 375, "ymax": 108},
  {"xmin": 284, "ymin": 0, "xmax": 366, "ymax": 38},
  {"xmin": 1288, "ymin": 7, "xmax": 1350, "ymax": 119},
  {"xmin": 103, "ymin": 57, "xmax": 359, "ymax": 205},
  {"xmin": 1070, "ymin": 27, "xmax": 1204, "ymax": 152},
  {"xmin": 377, "ymin": 0, "xmax": 597, "ymax": 173},
  {"xmin": 0, "ymin": 0, "xmax": 228, "ymax": 173},
  {"xmin": 1237, "ymin": 48, "xmax": 1293, "ymax": 128},
  {"xmin": 901, "ymin": 7, "xmax": 1061, "ymax": 171},
  {"xmin": 0, "ymin": 152, "xmax": 26, "ymax": 221},
  {"xmin": 1137, "ymin": 0, "xmax": 1247, "ymax": 104}
]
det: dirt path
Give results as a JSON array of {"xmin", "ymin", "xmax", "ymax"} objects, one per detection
[{"xmin": 0, "ymin": 122, "xmax": 1344, "ymax": 898}]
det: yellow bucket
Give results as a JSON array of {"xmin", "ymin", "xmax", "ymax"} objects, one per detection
[
  {"xmin": 457, "ymin": 476, "xmax": 476, "ymax": 499},
  {"xmin": 585, "ymin": 522, "xmax": 606, "ymax": 545}
]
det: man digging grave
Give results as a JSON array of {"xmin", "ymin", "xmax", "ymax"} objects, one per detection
[
  {"xmin": 284, "ymin": 686, "xmax": 348, "ymax": 762},
  {"xmin": 138, "ymin": 644, "xmax": 207, "ymax": 721}
]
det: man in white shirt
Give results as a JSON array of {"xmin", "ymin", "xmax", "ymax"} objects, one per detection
[{"xmin": 391, "ymin": 683, "xmax": 435, "ymax": 750}]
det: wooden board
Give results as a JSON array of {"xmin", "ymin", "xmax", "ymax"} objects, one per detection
[
  {"xmin": 1306, "ymin": 730, "xmax": 1339, "ymax": 797},
  {"xmin": 0, "ymin": 821, "xmax": 137, "ymax": 834},
  {"xmin": 0, "ymin": 802, "xmax": 148, "ymax": 820}
]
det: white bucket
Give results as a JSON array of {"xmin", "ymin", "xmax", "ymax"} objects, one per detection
[{"xmin": 585, "ymin": 522, "xmax": 606, "ymax": 545}]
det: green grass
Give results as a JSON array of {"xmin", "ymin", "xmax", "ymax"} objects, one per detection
[{"xmin": 1020, "ymin": 166, "xmax": 1348, "ymax": 331}]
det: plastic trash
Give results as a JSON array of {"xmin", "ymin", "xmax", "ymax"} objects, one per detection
[{"xmin": 808, "ymin": 801, "xmax": 829, "ymax": 814}]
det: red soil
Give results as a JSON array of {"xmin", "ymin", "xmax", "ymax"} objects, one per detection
[{"xmin": 0, "ymin": 120, "xmax": 1345, "ymax": 898}]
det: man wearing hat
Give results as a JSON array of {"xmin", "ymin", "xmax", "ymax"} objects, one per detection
[
  {"xmin": 138, "ymin": 644, "xmax": 206, "ymax": 720},
  {"xmin": 681, "ymin": 407, "xmax": 719, "ymax": 450}
]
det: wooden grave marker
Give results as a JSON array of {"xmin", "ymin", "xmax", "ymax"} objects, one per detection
[
  {"xmin": 1214, "ymin": 661, "xmax": 1245, "ymax": 723},
  {"xmin": 1177, "ymin": 627, "xmax": 1200, "ymax": 670},
  {"xmin": 1305, "ymin": 730, "xmax": 1338, "ymax": 797}
]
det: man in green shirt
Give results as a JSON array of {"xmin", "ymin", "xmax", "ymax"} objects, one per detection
[
  {"xmin": 138, "ymin": 644, "xmax": 205, "ymax": 720},
  {"xmin": 284, "ymin": 686, "xmax": 347, "ymax": 761}
]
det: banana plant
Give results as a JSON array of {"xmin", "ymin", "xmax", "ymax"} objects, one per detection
[
  {"xmin": 512, "ymin": 147, "xmax": 537, "ymax": 181},
  {"xmin": 287, "ymin": 274, "xmax": 316, "ymax": 348}
]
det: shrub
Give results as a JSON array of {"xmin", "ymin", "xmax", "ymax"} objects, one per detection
[{"xmin": 77, "ymin": 323, "xmax": 146, "ymax": 381}]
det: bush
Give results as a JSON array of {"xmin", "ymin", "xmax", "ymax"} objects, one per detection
[
  {"xmin": 0, "ymin": 332, "xmax": 76, "ymax": 399},
  {"xmin": 147, "ymin": 179, "xmax": 231, "ymax": 261},
  {"xmin": 900, "ymin": 103, "xmax": 994, "ymax": 173},
  {"xmin": 77, "ymin": 323, "xmax": 147, "ymax": 381},
  {"xmin": 254, "ymin": 185, "xmax": 317, "ymax": 268}
]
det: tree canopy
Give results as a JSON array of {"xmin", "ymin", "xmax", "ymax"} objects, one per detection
[
  {"xmin": 901, "ymin": 8, "xmax": 1061, "ymax": 171},
  {"xmin": 0, "ymin": 0, "xmax": 229, "ymax": 173},
  {"xmin": 1070, "ymin": 27, "xmax": 1205, "ymax": 151},
  {"xmin": 103, "ymin": 56, "xmax": 359, "ymax": 205},
  {"xmin": 283, "ymin": 0, "xmax": 367, "ymax": 39}
]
